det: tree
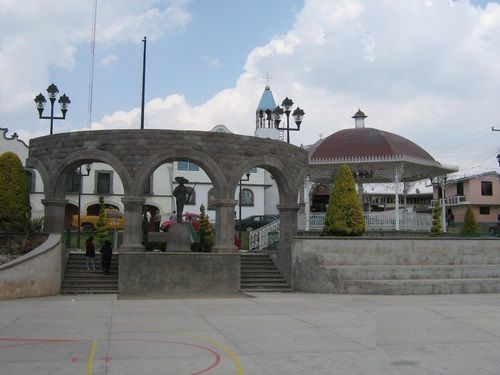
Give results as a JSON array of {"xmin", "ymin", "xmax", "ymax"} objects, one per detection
[
  {"xmin": 0, "ymin": 152, "xmax": 29, "ymax": 226},
  {"xmin": 95, "ymin": 196, "xmax": 108, "ymax": 245},
  {"xmin": 460, "ymin": 207, "xmax": 480, "ymax": 237},
  {"xmin": 430, "ymin": 200, "xmax": 443, "ymax": 236},
  {"xmin": 323, "ymin": 164, "xmax": 365, "ymax": 236},
  {"xmin": 198, "ymin": 204, "xmax": 214, "ymax": 252}
]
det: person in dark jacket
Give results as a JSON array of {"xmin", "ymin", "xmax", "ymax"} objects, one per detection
[
  {"xmin": 85, "ymin": 236, "xmax": 95, "ymax": 270},
  {"xmin": 100, "ymin": 240, "xmax": 113, "ymax": 275}
]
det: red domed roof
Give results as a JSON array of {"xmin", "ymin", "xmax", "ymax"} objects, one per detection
[{"xmin": 309, "ymin": 128, "xmax": 435, "ymax": 162}]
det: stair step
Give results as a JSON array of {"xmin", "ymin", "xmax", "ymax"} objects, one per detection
[
  {"xmin": 329, "ymin": 264, "xmax": 500, "ymax": 280},
  {"xmin": 62, "ymin": 253, "xmax": 119, "ymax": 294},
  {"xmin": 240, "ymin": 252, "xmax": 291, "ymax": 292},
  {"xmin": 344, "ymin": 278, "xmax": 500, "ymax": 295}
]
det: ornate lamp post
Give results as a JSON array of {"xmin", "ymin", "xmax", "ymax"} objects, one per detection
[
  {"xmin": 34, "ymin": 83, "xmax": 71, "ymax": 135},
  {"xmin": 238, "ymin": 171, "xmax": 251, "ymax": 249},
  {"xmin": 273, "ymin": 97, "xmax": 305, "ymax": 143},
  {"xmin": 76, "ymin": 163, "xmax": 92, "ymax": 250}
]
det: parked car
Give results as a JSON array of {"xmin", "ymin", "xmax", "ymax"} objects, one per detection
[
  {"xmin": 160, "ymin": 213, "xmax": 212, "ymax": 232},
  {"xmin": 235, "ymin": 215, "xmax": 279, "ymax": 231},
  {"xmin": 489, "ymin": 222, "xmax": 500, "ymax": 236},
  {"xmin": 71, "ymin": 208, "xmax": 124, "ymax": 231}
]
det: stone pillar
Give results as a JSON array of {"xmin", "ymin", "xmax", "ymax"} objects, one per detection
[
  {"xmin": 212, "ymin": 198, "xmax": 238, "ymax": 253},
  {"xmin": 120, "ymin": 196, "xmax": 145, "ymax": 252},
  {"xmin": 277, "ymin": 203, "xmax": 300, "ymax": 284},
  {"xmin": 42, "ymin": 198, "xmax": 68, "ymax": 233}
]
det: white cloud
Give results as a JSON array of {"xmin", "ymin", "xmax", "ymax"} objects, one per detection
[
  {"xmin": 100, "ymin": 54, "xmax": 119, "ymax": 66},
  {"xmin": 0, "ymin": 1, "xmax": 191, "ymax": 124},
  {"xmin": 4, "ymin": 0, "xmax": 500, "ymax": 175}
]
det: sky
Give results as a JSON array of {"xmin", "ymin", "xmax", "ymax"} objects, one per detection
[{"xmin": 1, "ymin": 0, "xmax": 500, "ymax": 177}]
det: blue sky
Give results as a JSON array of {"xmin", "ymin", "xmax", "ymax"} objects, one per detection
[{"xmin": 1, "ymin": 0, "xmax": 500, "ymax": 176}]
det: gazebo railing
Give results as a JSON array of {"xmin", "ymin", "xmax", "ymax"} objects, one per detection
[{"xmin": 297, "ymin": 211, "xmax": 432, "ymax": 232}]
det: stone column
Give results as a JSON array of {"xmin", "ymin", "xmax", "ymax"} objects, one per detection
[
  {"xmin": 212, "ymin": 198, "xmax": 238, "ymax": 253},
  {"xmin": 42, "ymin": 198, "xmax": 68, "ymax": 233},
  {"xmin": 120, "ymin": 196, "xmax": 145, "ymax": 252},
  {"xmin": 276, "ymin": 203, "xmax": 300, "ymax": 284}
]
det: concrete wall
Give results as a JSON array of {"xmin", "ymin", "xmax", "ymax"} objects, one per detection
[
  {"xmin": 0, "ymin": 234, "xmax": 64, "ymax": 299},
  {"xmin": 292, "ymin": 237, "xmax": 500, "ymax": 293},
  {"xmin": 119, "ymin": 252, "xmax": 240, "ymax": 295}
]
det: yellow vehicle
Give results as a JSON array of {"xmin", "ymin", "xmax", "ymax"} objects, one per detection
[{"xmin": 71, "ymin": 208, "xmax": 124, "ymax": 231}]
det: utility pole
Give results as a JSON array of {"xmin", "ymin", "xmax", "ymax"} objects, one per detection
[{"xmin": 140, "ymin": 36, "xmax": 147, "ymax": 129}]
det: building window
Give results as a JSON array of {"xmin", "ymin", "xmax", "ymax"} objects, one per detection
[
  {"xmin": 66, "ymin": 172, "xmax": 81, "ymax": 193},
  {"xmin": 96, "ymin": 171, "xmax": 113, "ymax": 194},
  {"xmin": 456, "ymin": 182, "xmax": 464, "ymax": 196},
  {"xmin": 143, "ymin": 175, "xmax": 153, "ymax": 195},
  {"xmin": 240, "ymin": 188, "xmax": 254, "ymax": 206},
  {"xmin": 481, "ymin": 181, "xmax": 492, "ymax": 196},
  {"xmin": 207, "ymin": 188, "xmax": 216, "ymax": 210},
  {"xmin": 25, "ymin": 169, "xmax": 35, "ymax": 193},
  {"xmin": 186, "ymin": 189, "xmax": 196, "ymax": 206},
  {"xmin": 479, "ymin": 206, "xmax": 490, "ymax": 215},
  {"xmin": 177, "ymin": 161, "xmax": 199, "ymax": 171}
]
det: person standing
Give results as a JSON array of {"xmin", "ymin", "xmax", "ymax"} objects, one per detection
[
  {"xmin": 153, "ymin": 210, "xmax": 162, "ymax": 231},
  {"xmin": 100, "ymin": 239, "xmax": 113, "ymax": 275},
  {"xmin": 85, "ymin": 236, "xmax": 95, "ymax": 271}
]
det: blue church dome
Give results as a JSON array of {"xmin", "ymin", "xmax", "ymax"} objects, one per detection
[{"xmin": 256, "ymin": 85, "xmax": 276, "ymax": 111}]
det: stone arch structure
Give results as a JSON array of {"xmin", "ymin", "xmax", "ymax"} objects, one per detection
[{"xmin": 27, "ymin": 130, "xmax": 308, "ymax": 278}]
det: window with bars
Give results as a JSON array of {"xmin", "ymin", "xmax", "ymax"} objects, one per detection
[
  {"xmin": 479, "ymin": 206, "xmax": 490, "ymax": 215},
  {"xmin": 177, "ymin": 161, "xmax": 199, "ymax": 171},
  {"xmin": 66, "ymin": 172, "xmax": 81, "ymax": 193},
  {"xmin": 96, "ymin": 172, "xmax": 113, "ymax": 194},
  {"xmin": 143, "ymin": 175, "xmax": 153, "ymax": 195},
  {"xmin": 481, "ymin": 181, "xmax": 493, "ymax": 196},
  {"xmin": 25, "ymin": 169, "xmax": 35, "ymax": 193}
]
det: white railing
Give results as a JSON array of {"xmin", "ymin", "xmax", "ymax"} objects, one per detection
[
  {"xmin": 297, "ymin": 211, "xmax": 432, "ymax": 232},
  {"xmin": 248, "ymin": 219, "xmax": 280, "ymax": 251},
  {"xmin": 431, "ymin": 196, "xmax": 467, "ymax": 207}
]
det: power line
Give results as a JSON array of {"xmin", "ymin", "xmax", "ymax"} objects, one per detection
[{"xmin": 87, "ymin": 0, "xmax": 98, "ymax": 129}]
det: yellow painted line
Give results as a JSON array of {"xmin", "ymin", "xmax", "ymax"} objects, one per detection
[
  {"xmin": 190, "ymin": 334, "xmax": 243, "ymax": 375},
  {"xmin": 85, "ymin": 340, "xmax": 97, "ymax": 375}
]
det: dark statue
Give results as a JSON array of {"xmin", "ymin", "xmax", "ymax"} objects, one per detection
[{"xmin": 172, "ymin": 176, "xmax": 190, "ymax": 223}]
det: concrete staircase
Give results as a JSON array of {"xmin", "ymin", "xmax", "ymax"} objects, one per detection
[
  {"xmin": 61, "ymin": 253, "xmax": 118, "ymax": 294},
  {"xmin": 240, "ymin": 252, "xmax": 292, "ymax": 292},
  {"xmin": 325, "ymin": 246, "xmax": 500, "ymax": 294}
]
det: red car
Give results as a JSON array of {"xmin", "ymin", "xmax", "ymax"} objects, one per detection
[{"xmin": 160, "ymin": 213, "xmax": 213, "ymax": 232}]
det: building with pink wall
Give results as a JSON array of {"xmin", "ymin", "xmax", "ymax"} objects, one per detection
[{"xmin": 433, "ymin": 171, "xmax": 500, "ymax": 225}]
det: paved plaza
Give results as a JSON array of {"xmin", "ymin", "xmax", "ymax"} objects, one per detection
[{"xmin": 0, "ymin": 292, "xmax": 500, "ymax": 374}]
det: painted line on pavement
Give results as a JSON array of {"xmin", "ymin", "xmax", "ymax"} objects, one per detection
[
  {"xmin": 189, "ymin": 334, "xmax": 243, "ymax": 375},
  {"xmin": 85, "ymin": 340, "xmax": 97, "ymax": 375}
]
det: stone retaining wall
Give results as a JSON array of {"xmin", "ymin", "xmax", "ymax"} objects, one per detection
[{"xmin": 0, "ymin": 234, "xmax": 64, "ymax": 299}]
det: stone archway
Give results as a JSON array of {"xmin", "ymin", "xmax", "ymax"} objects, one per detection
[{"xmin": 27, "ymin": 130, "xmax": 308, "ymax": 277}]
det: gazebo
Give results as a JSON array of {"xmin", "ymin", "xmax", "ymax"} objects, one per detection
[{"xmin": 300, "ymin": 110, "xmax": 458, "ymax": 231}]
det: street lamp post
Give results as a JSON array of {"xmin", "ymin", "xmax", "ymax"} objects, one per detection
[
  {"xmin": 34, "ymin": 83, "xmax": 71, "ymax": 135},
  {"xmin": 273, "ymin": 97, "xmax": 305, "ymax": 144},
  {"xmin": 76, "ymin": 163, "xmax": 92, "ymax": 250},
  {"xmin": 238, "ymin": 172, "xmax": 251, "ymax": 250}
]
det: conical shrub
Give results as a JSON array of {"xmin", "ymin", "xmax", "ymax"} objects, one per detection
[
  {"xmin": 460, "ymin": 207, "xmax": 480, "ymax": 237},
  {"xmin": 323, "ymin": 164, "xmax": 365, "ymax": 236}
]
